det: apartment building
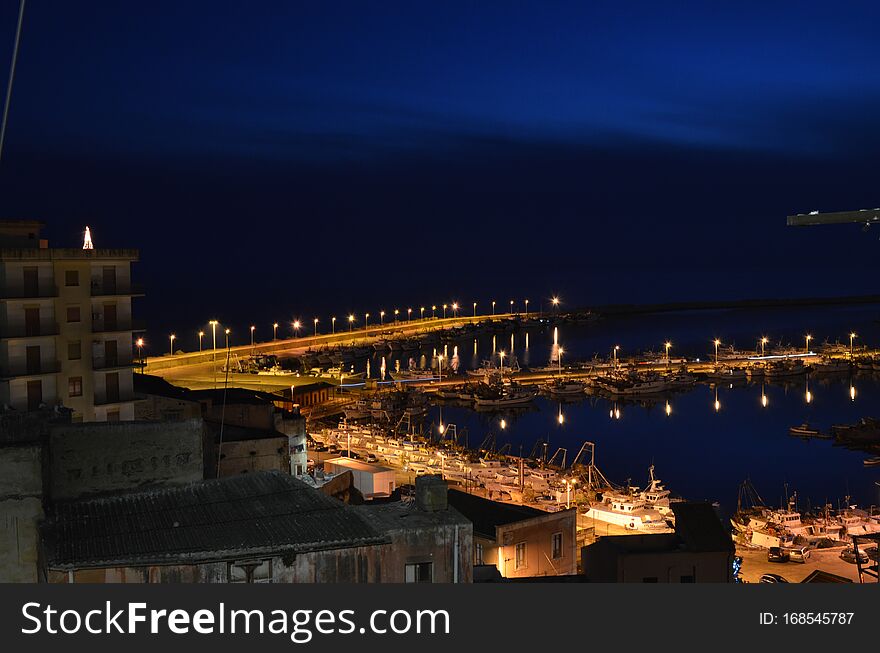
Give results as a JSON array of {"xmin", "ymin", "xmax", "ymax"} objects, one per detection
[{"xmin": 0, "ymin": 220, "xmax": 142, "ymax": 421}]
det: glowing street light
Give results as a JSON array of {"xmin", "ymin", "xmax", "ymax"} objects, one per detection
[
  {"xmin": 394, "ymin": 308, "xmax": 400, "ymax": 323},
  {"xmin": 224, "ymin": 328, "xmax": 231, "ymax": 349},
  {"xmin": 432, "ymin": 305, "xmax": 437, "ymax": 318},
  {"xmin": 331, "ymin": 316, "xmax": 336, "ymax": 334},
  {"xmin": 380, "ymin": 310, "xmax": 385, "ymax": 325},
  {"xmin": 805, "ymin": 334, "xmax": 812, "ymax": 354},
  {"xmin": 473, "ymin": 302, "xmax": 477, "ymax": 317},
  {"xmin": 442, "ymin": 304, "xmax": 447, "ymax": 319},
  {"xmin": 313, "ymin": 318, "xmax": 319, "ymax": 336},
  {"xmin": 136, "ymin": 338, "xmax": 145, "ymax": 372},
  {"xmin": 273, "ymin": 322, "xmax": 279, "ymax": 340},
  {"xmin": 209, "ymin": 320, "xmax": 219, "ymax": 361},
  {"xmin": 664, "ymin": 341, "xmax": 672, "ymax": 369},
  {"xmin": 613, "ymin": 345, "xmax": 620, "ymax": 368},
  {"xmin": 365, "ymin": 313, "xmax": 370, "ymax": 330},
  {"xmin": 499, "ymin": 349, "xmax": 506, "ymax": 375},
  {"xmin": 250, "ymin": 325, "xmax": 255, "ymax": 350},
  {"xmin": 551, "ymin": 296, "xmax": 560, "ymax": 311},
  {"xmin": 437, "ymin": 354, "xmax": 443, "ymax": 383},
  {"xmin": 558, "ymin": 346, "xmax": 565, "ymax": 375},
  {"xmin": 348, "ymin": 314, "xmax": 354, "ymax": 332},
  {"xmin": 713, "ymin": 339, "xmax": 721, "ymax": 364},
  {"xmin": 509, "ymin": 299, "xmax": 514, "ymax": 314},
  {"xmin": 407, "ymin": 308, "xmax": 412, "ymax": 321},
  {"xmin": 293, "ymin": 320, "xmax": 301, "ymax": 338},
  {"xmin": 452, "ymin": 302, "xmax": 458, "ymax": 317},
  {"xmin": 850, "ymin": 332, "xmax": 857, "ymax": 360},
  {"xmin": 420, "ymin": 307, "xmax": 425, "ymax": 320},
  {"xmin": 524, "ymin": 299, "xmax": 529, "ymax": 314},
  {"xmin": 198, "ymin": 331, "xmax": 204, "ymax": 352},
  {"xmin": 169, "ymin": 334, "xmax": 176, "ymax": 356},
  {"xmin": 760, "ymin": 336, "xmax": 768, "ymax": 357},
  {"xmin": 492, "ymin": 300, "xmax": 496, "ymax": 315},
  {"xmin": 564, "ymin": 478, "xmax": 577, "ymax": 509}
]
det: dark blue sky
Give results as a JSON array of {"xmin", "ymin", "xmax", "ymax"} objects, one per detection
[{"xmin": 1, "ymin": 1, "xmax": 879, "ymax": 346}]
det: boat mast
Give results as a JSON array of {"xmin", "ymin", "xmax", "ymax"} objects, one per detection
[{"xmin": 0, "ymin": 0, "xmax": 26, "ymax": 166}]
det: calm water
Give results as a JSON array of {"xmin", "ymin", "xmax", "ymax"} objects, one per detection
[{"xmin": 360, "ymin": 304, "xmax": 880, "ymax": 514}]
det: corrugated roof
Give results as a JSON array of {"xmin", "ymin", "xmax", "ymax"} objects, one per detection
[{"xmin": 42, "ymin": 471, "xmax": 386, "ymax": 569}]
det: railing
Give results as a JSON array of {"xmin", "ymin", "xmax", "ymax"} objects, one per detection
[
  {"xmin": 92, "ymin": 356, "xmax": 136, "ymax": 371},
  {"xmin": 0, "ymin": 323, "xmax": 60, "ymax": 338},
  {"xmin": 91, "ymin": 318, "xmax": 146, "ymax": 333},
  {"xmin": 0, "ymin": 360, "xmax": 62, "ymax": 378},
  {"xmin": 0, "ymin": 284, "xmax": 58, "ymax": 300},
  {"xmin": 89, "ymin": 281, "xmax": 145, "ymax": 297}
]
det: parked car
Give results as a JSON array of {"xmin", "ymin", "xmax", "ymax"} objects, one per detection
[
  {"xmin": 768, "ymin": 547, "xmax": 790, "ymax": 563},
  {"xmin": 312, "ymin": 443, "xmax": 327, "ymax": 452},
  {"xmin": 327, "ymin": 444, "xmax": 340, "ymax": 454},
  {"xmin": 760, "ymin": 573, "xmax": 789, "ymax": 583},
  {"xmin": 365, "ymin": 453, "xmax": 379, "ymax": 463},
  {"xmin": 786, "ymin": 546, "xmax": 811, "ymax": 563},
  {"xmin": 840, "ymin": 547, "xmax": 870, "ymax": 564}
]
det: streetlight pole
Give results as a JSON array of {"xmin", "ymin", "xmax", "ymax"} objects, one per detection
[
  {"xmin": 169, "ymin": 334, "xmax": 176, "ymax": 357},
  {"xmin": 348, "ymin": 315, "xmax": 354, "ymax": 332},
  {"xmin": 760, "ymin": 337, "xmax": 767, "ymax": 357},
  {"xmin": 473, "ymin": 302, "xmax": 477, "ymax": 317},
  {"xmin": 524, "ymin": 299, "xmax": 529, "ymax": 315},
  {"xmin": 273, "ymin": 322, "xmax": 278, "ymax": 340},
  {"xmin": 380, "ymin": 310, "xmax": 385, "ymax": 325},
  {"xmin": 665, "ymin": 341, "xmax": 671, "ymax": 370},
  {"xmin": 250, "ymin": 325, "xmax": 255, "ymax": 352},
  {"xmin": 293, "ymin": 320, "xmax": 301, "ymax": 338},
  {"xmin": 805, "ymin": 334, "xmax": 812, "ymax": 354},
  {"xmin": 420, "ymin": 307, "xmax": 425, "ymax": 321},
  {"xmin": 850, "ymin": 332, "xmax": 857, "ymax": 361},
  {"xmin": 438, "ymin": 354, "xmax": 443, "ymax": 383},
  {"xmin": 136, "ymin": 338, "xmax": 144, "ymax": 373},
  {"xmin": 714, "ymin": 339, "xmax": 720, "ymax": 365},
  {"xmin": 408, "ymin": 308, "xmax": 412, "ymax": 322},
  {"xmin": 613, "ymin": 345, "xmax": 619, "ymax": 369},
  {"xmin": 558, "ymin": 347, "xmax": 564, "ymax": 375},
  {"xmin": 499, "ymin": 350, "xmax": 506, "ymax": 375},
  {"xmin": 432, "ymin": 305, "xmax": 436, "ymax": 318},
  {"xmin": 314, "ymin": 318, "xmax": 319, "ymax": 336},
  {"xmin": 452, "ymin": 303, "xmax": 458, "ymax": 317},
  {"xmin": 365, "ymin": 313, "xmax": 370, "ymax": 331},
  {"xmin": 510, "ymin": 299, "xmax": 514, "ymax": 314},
  {"xmin": 492, "ymin": 301, "xmax": 496, "ymax": 315},
  {"xmin": 209, "ymin": 320, "xmax": 218, "ymax": 361},
  {"xmin": 198, "ymin": 331, "xmax": 204, "ymax": 353},
  {"xmin": 442, "ymin": 304, "xmax": 447, "ymax": 319},
  {"xmin": 332, "ymin": 317, "xmax": 336, "ymax": 334}
]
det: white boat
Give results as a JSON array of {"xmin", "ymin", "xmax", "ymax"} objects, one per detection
[
  {"xmin": 543, "ymin": 378, "xmax": 588, "ymax": 396},
  {"xmin": 583, "ymin": 490, "xmax": 673, "ymax": 532},
  {"xmin": 474, "ymin": 386, "xmax": 537, "ymax": 407},
  {"xmin": 705, "ymin": 365, "xmax": 747, "ymax": 382}
]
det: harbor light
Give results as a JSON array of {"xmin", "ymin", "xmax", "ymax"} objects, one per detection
[
  {"xmin": 805, "ymin": 334, "xmax": 812, "ymax": 353},
  {"xmin": 169, "ymin": 334, "xmax": 176, "ymax": 356},
  {"xmin": 498, "ymin": 349, "xmax": 506, "ymax": 374},
  {"xmin": 314, "ymin": 318, "xmax": 318, "ymax": 335},
  {"xmin": 552, "ymin": 296, "xmax": 560, "ymax": 308},
  {"xmin": 664, "ymin": 341, "xmax": 672, "ymax": 367},
  {"xmin": 198, "ymin": 331, "xmax": 204, "ymax": 352},
  {"xmin": 348, "ymin": 314, "xmax": 354, "ymax": 332},
  {"xmin": 850, "ymin": 332, "xmax": 857, "ymax": 360},
  {"xmin": 713, "ymin": 339, "xmax": 721, "ymax": 364},
  {"xmin": 250, "ymin": 325, "xmax": 255, "ymax": 349},
  {"xmin": 760, "ymin": 336, "xmax": 768, "ymax": 357},
  {"xmin": 293, "ymin": 320, "xmax": 301, "ymax": 337},
  {"xmin": 331, "ymin": 316, "xmax": 336, "ymax": 334},
  {"xmin": 273, "ymin": 322, "xmax": 278, "ymax": 340}
]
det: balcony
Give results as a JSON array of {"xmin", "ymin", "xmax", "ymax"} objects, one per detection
[
  {"xmin": 0, "ymin": 284, "xmax": 58, "ymax": 300},
  {"xmin": 91, "ymin": 318, "xmax": 146, "ymax": 334},
  {"xmin": 0, "ymin": 323, "xmax": 60, "ymax": 339},
  {"xmin": 90, "ymin": 281, "xmax": 145, "ymax": 298},
  {"xmin": 0, "ymin": 360, "xmax": 62, "ymax": 380},
  {"xmin": 92, "ymin": 356, "xmax": 136, "ymax": 371}
]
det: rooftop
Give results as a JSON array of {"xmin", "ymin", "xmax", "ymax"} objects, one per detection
[
  {"xmin": 41, "ymin": 471, "xmax": 386, "ymax": 570},
  {"xmin": 447, "ymin": 489, "xmax": 547, "ymax": 540},
  {"xmin": 325, "ymin": 457, "xmax": 394, "ymax": 473}
]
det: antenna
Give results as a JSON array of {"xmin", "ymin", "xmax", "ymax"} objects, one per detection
[{"xmin": 0, "ymin": 0, "xmax": 26, "ymax": 166}]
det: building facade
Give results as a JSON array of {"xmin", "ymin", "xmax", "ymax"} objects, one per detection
[{"xmin": 1, "ymin": 221, "xmax": 141, "ymax": 421}]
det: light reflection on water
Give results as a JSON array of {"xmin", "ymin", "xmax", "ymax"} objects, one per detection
[{"xmin": 352, "ymin": 304, "xmax": 880, "ymax": 513}]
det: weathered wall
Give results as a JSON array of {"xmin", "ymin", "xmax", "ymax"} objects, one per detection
[
  {"xmin": 375, "ymin": 521, "xmax": 473, "ymax": 583},
  {"xmin": 134, "ymin": 394, "xmax": 202, "ymax": 422},
  {"xmin": 215, "ymin": 436, "xmax": 289, "ymax": 477},
  {"xmin": 49, "ymin": 419, "xmax": 205, "ymax": 500},
  {"xmin": 496, "ymin": 509, "xmax": 578, "ymax": 578},
  {"xmin": 0, "ymin": 444, "xmax": 44, "ymax": 582}
]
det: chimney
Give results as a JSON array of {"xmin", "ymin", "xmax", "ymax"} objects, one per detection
[{"xmin": 415, "ymin": 474, "xmax": 448, "ymax": 512}]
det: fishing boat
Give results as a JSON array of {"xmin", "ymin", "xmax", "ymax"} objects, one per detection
[
  {"xmin": 473, "ymin": 384, "xmax": 537, "ymax": 407},
  {"xmin": 583, "ymin": 490, "xmax": 673, "ymax": 533},
  {"xmin": 764, "ymin": 359, "xmax": 807, "ymax": 379},
  {"xmin": 705, "ymin": 365, "xmax": 747, "ymax": 382},
  {"xmin": 542, "ymin": 378, "xmax": 588, "ymax": 397},
  {"xmin": 864, "ymin": 457, "xmax": 880, "ymax": 468},
  {"xmin": 789, "ymin": 423, "xmax": 821, "ymax": 437},
  {"xmin": 810, "ymin": 357, "xmax": 850, "ymax": 374}
]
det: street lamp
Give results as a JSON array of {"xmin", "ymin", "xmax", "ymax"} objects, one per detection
[
  {"xmin": 348, "ymin": 315, "xmax": 354, "ymax": 332},
  {"xmin": 558, "ymin": 347, "xmax": 564, "ymax": 375},
  {"xmin": 524, "ymin": 299, "xmax": 529, "ymax": 314},
  {"xmin": 432, "ymin": 305, "xmax": 436, "ymax": 318},
  {"xmin": 314, "ymin": 318, "xmax": 319, "ymax": 336},
  {"xmin": 331, "ymin": 317, "xmax": 336, "ymax": 334},
  {"xmin": 209, "ymin": 320, "xmax": 218, "ymax": 361},
  {"xmin": 473, "ymin": 302, "xmax": 477, "ymax": 317},
  {"xmin": 499, "ymin": 350, "xmax": 506, "ymax": 375},
  {"xmin": 442, "ymin": 304, "xmax": 447, "ymax": 319},
  {"xmin": 613, "ymin": 345, "xmax": 619, "ymax": 368},
  {"xmin": 551, "ymin": 296, "xmax": 560, "ymax": 311},
  {"xmin": 169, "ymin": 334, "xmax": 176, "ymax": 356},
  {"xmin": 452, "ymin": 302, "xmax": 458, "ymax": 317},
  {"xmin": 664, "ymin": 341, "xmax": 671, "ymax": 368},
  {"xmin": 564, "ymin": 478, "xmax": 577, "ymax": 509},
  {"xmin": 408, "ymin": 308, "xmax": 412, "ymax": 321},
  {"xmin": 393, "ymin": 309, "xmax": 399, "ymax": 323},
  {"xmin": 365, "ymin": 313, "xmax": 370, "ymax": 330},
  {"xmin": 714, "ymin": 339, "xmax": 721, "ymax": 365},
  {"xmin": 250, "ymin": 325, "xmax": 255, "ymax": 350},
  {"xmin": 850, "ymin": 332, "xmax": 857, "ymax": 360},
  {"xmin": 437, "ymin": 354, "xmax": 443, "ymax": 383},
  {"xmin": 136, "ymin": 338, "xmax": 144, "ymax": 372},
  {"xmin": 225, "ymin": 328, "xmax": 231, "ymax": 349},
  {"xmin": 198, "ymin": 331, "xmax": 204, "ymax": 352},
  {"xmin": 273, "ymin": 322, "xmax": 278, "ymax": 340},
  {"xmin": 492, "ymin": 300, "xmax": 496, "ymax": 315},
  {"xmin": 805, "ymin": 334, "xmax": 812, "ymax": 354},
  {"xmin": 760, "ymin": 336, "xmax": 768, "ymax": 357},
  {"xmin": 420, "ymin": 307, "xmax": 425, "ymax": 320},
  {"xmin": 293, "ymin": 320, "xmax": 301, "ymax": 338},
  {"xmin": 380, "ymin": 310, "xmax": 385, "ymax": 325},
  {"xmin": 509, "ymin": 299, "xmax": 514, "ymax": 314}
]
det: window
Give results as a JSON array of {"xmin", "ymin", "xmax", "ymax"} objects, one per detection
[
  {"xmin": 66, "ymin": 306, "xmax": 80, "ymax": 323},
  {"xmin": 68, "ymin": 340, "xmax": 81, "ymax": 360},
  {"xmin": 404, "ymin": 562, "xmax": 433, "ymax": 583},
  {"xmin": 228, "ymin": 560, "xmax": 273, "ymax": 583},
  {"xmin": 65, "ymin": 270, "xmax": 79, "ymax": 287},
  {"xmin": 515, "ymin": 542, "xmax": 527, "ymax": 570},
  {"xmin": 475, "ymin": 542, "xmax": 484, "ymax": 565},
  {"xmin": 68, "ymin": 377, "xmax": 83, "ymax": 397},
  {"xmin": 551, "ymin": 532, "xmax": 563, "ymax": 559}
]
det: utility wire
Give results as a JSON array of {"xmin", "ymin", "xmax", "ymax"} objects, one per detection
[{"xmin": 0, "ymin": 0, "xmax": 26, "ymax": 166}]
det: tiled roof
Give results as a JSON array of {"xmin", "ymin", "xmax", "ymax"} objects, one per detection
[{"xmin": 42, "ymin": 471, "xmax": 386, "ymax": 569}]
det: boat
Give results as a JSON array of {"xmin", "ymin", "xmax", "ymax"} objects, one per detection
[
  {"xmin": 863, "ymin": 457, "xmax": 880, "ymax": 468},
  {"xmin": 764, "ymin": 359, "xmax": 807, "ymax": 379},
  {"xmin": 542, "ymin": 378, "xmax": 588, "ymax": 396},
  {"xmin": 705, "ymin": 365, "xmax": 747, "ymax": 382},
  {"xmin": 788, "ymin": 423, "xmax": 820, "ymax": 437},
  {"xmin": 473, "ymin": 383, "xmax": 537, "ymax": 407},
  {"xmin": 810, "ymin": 357, "xmax": 850, "ymax": 374},
  {"xmin": 583, "ymin": 490, "xmax": 674, "ymax": 533}
]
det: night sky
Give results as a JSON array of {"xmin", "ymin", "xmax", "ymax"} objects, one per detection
[{"xmin": 1, "ymin": 1, "xmax": 879, "ymax": 347}]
